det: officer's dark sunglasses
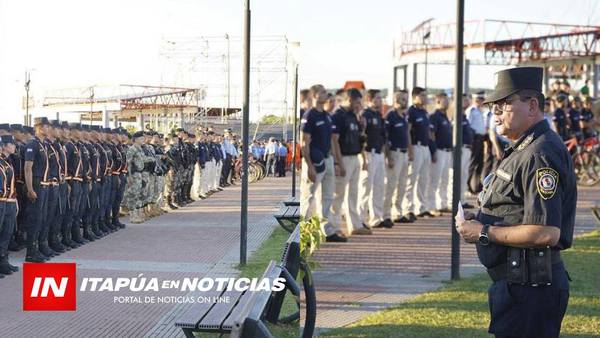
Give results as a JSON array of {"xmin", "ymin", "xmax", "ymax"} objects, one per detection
[{"xmin": 487, "ymin": 95, "xmax": 533, "ymax": 113}]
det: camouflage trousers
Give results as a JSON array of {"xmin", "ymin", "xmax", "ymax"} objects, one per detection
[
  {"xmin": 164, "ymin": 169, "xmax": 176, "ymax": 199},
  {"xmin": 125, "ymin": 172, "xmax": 144, "ymax": 210},
  {"xmin": 155, "ymin": 175, "xmax": 165, "ymax": 207},
  {"xmin": 141, "ymin": 172, "xmax": 151, "ymax": 206},
  {"xmin": 146, "ymin": 173, "xmax": 157, "ymax": 205}
]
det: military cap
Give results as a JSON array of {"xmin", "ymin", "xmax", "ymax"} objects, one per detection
[
  {"xmin": 0, "ymin": 135, "xmax": 15, "ymax": 144},
  {"xmin": 112, "ymin": 128, "xmax": 121, "ymax": 134},
  {"xmin": 0, "ymin": 123, "xmax": 10, "ymax": 131},
  {"xmin": 91, "ymin": 125, "xmax": 101, "ymax": 131},
  {"xmin": 81, "ymin": 124, "xmax": 91, "ymax": 131},
  {"xmin": 10, "ymin": 124, "xmax": 23, "ymax": 132},
  {"xmin": 33, "ymin": 117, "xmax": 50, "ymax": 126},
  {"xmin": 49, "ymin": 119, "xmax": 61, "ymax": 128},
  {"xmin": 176, "ymin": 127, "xmax": 185, "ymax": 132},
  {"xmin": 68, "ymin": 122, "xmax": 81, "ymax": 130},
  {"xmin": 132, "ymin": 131, "xmax": 145, "ymax": 139},
  {"xmin": 61, "ymin": 121, "xmax": 69, "ymax": 129},
  {"xmin": 484, "ymin": 67, "xmax": 543, "ymax": 104},
  {"xmin": 102, "ymin": 127, "xmax": 112, "ymax": 133},
  {"xmin": 23, "ymin": 126, "xmax": 34, "ymax": 134}
]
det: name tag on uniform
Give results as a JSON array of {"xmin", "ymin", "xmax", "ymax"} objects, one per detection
[
  {"xmin": 496, "ymin": 168, "xmax": 512, "ymax": 181},
  {"xmin": 316, "ymin": 121, "xmax": 324, "ymax": 126},
  {"xmin": 27, "ymin": 148, "xmax": 33, "ymax": 153},
  {"xmin": 372, "ymin": 118, "xmax": 378, "ymax": 125},
  {"xmin": 350, "ymin": 123, "xmax": 358, "ymax": 130}
]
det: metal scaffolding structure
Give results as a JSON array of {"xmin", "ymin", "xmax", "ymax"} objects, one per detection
[
  {"xmin": 393, "ymin": 19, "xmax": 600, "ymax": 97},
  {"xmin": 38, "ymin": 84, "xmax": 202, "ymax": 132},
  {"xmin": 159, "ymin": 34, "xmax": 295, "ymax": 139}
]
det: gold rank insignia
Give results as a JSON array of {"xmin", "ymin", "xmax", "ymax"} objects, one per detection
[
  {"xmin": 517, "ymin": 134, "xmax": 534, "ymax": 151},
  {"xmin": 536, "ymin": 167, "xmax": 559, "ymax": 200}
]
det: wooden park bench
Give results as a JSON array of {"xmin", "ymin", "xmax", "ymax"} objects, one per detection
[
  {"xmin": 282, "ymin": 196, "xmax": 299, "ymax": 207},
  {"xmin": 174, "ymin": 225, "xmax": 316, "ymax": 338},
  {"xmin": 274, "ymin": 205, "xmax": 300, "ymax": 233}
]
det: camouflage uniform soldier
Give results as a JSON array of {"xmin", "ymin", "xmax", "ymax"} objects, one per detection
[
  {"xmin": 151, "ymin": 133, "xmax": 167, "ymax": 213},
  {"xmin": 125, "ymin": 131, "xmax": 146, "ymax": 223}
]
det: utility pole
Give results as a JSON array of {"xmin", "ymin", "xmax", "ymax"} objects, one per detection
[
  {"xmin": 240, "ymin": 0, "xmax": 251, "ymax": 266},
  {"xmin": 24, "ymin": 71, "xmax": 31, "ymax": 126},
  {"xmin": 291, "ymin": 64, "xmax": 298, "ymax": 197},
  {"xmin": 451, "ymin": 0, "xmax": 465, "ymax": 281}
]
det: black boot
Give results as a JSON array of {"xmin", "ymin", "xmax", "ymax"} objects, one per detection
[
  {"xmin": 92, "ymin": 222, "xmax": 105, "ymax": 237},
  {"xmin": 82, "ymin": 224, "xmax": 97, "ymax": 241},
  {"xmin": 0, "ymin": 254, "xmax": 18, "ymax": 273},
  {"xmin": 72, "ymin": 224, "xmax": 88, "ymax": 244},
  {"xmin": 99, "ymin": 220, "xmax": 111, "ymax": 234},
  {"xmin": 49, "ymin": 234, "xmax": 67, "ymax": 254},
  {"xmin": 39, "ymin": 240, "xmax": 57, "ymax": 258},
  {"xmin": 8, "ymin": 239, "xmax": 21, "ymax": 252},
  {"xmin": 62, "ymin": 230, "xmax": 79, "ymax": 249},
  {"xmin": 168, "ymin": 196, "xmax": 178, "ymax": 209},
  {"xmin": 26, "ymin": 242, "xmax": 46, "ymax": 263},
  {"xmin": 113, "ymin": 218, "xmax": 126, "ymax": 229}
]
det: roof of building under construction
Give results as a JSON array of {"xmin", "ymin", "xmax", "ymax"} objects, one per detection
[{"xmin": 395, "ymin": 19, "xmax": 600, "ymax": 65}]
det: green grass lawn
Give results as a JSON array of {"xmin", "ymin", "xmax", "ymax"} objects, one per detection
[
  {"xmin": 194, "ymin": 226, "xmax": 298, "ymax": 337},
  {"xmin": 321, "ymin": 229, "xmax": 600, "ymax": 338}
]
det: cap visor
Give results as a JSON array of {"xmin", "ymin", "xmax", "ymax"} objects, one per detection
[{"xmin": 483, "ymin": 88, "xmax": 519, "ymax": 104}]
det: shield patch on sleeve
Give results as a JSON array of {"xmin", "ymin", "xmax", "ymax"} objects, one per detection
[{"xmin": 536, "ymin": 168, "xmax": 559, "ymax": 200}]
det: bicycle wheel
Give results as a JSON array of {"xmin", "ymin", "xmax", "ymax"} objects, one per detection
[{"xmin": 575, "ymin": 151, "xmax": 600, "ymax": 186}]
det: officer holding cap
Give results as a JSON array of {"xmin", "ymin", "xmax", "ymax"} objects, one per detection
[{"xmin": 456, "ymin": 67, "xmax": 576, "ymax": 338}]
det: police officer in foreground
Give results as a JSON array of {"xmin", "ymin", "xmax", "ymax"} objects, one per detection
[{"xmin": 456, "ymin": 67, "xmax": 576, "ymax": 338}]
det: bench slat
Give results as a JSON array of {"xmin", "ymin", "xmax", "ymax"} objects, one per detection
[
  {"xmin": 197, "ymin": 289, "xmax": 245, "ymax": 331},
  {"xmin": 174, "ymin": 289, "xmax": 225, "ymax": 328}
]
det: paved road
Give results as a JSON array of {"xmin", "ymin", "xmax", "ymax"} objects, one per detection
[
  {"xmin": 0, "ymin": 176, "xmax": 293, "ymax": 337},
  {"xmin": 309, "ymin": 186, "xmax": 600, "ymax": 333}
]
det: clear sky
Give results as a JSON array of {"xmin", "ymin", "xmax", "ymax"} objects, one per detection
[{"xmin": 0, "ymin": 0, "xmax": 598, "ymax": 123}]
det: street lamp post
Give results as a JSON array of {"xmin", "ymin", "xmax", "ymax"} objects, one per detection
[{"xmin": 240, "ymin": 0, "xmax": 251, "ymax": 266}]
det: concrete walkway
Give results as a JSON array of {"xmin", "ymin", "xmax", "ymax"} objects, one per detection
[
  {"xmin": 310, "ymin": 186, "xmax": 600, "ymax": 334},
  {"xmin": 0, "ymin": 176, "xmax": 293, "ymax": 337}
]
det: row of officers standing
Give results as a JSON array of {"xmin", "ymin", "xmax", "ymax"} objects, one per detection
[
  {"xmin": 300, "ymin": 85, "xmax": 476, "ymax": 242},
  {"xmin": 0, "ymin": 118, "xmax": 236, "ymax": 277}
]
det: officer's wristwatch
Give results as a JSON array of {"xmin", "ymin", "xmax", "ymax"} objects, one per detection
[{"xmin": 478, "ymin": 224, "xmax": 491, "ymax": 246}]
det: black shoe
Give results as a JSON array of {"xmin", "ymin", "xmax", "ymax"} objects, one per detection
[
  {"xmin": 326, "ymin": 233, "xmax": 348, "ymax": 242},
  {"xmin": 462, "ymin": 203, "xmax": 474, "ymax": 209},
  {"xmin": 26, "ymin": 247, "xmax": 46, "ymax": 263},
  {"xmin": 8, "ymin": 239, "xmax": 21, "ymax": 252},
  {"xmin": 382, "ymin": 219, "xmax": 394, "ymax": 228},
  {"xmin": 407, "ymin": 213, "xmax": 417, "ymax": 222},
  {"xmin": 0, "ymin": 260, "xmax": 13, "ymax": 275},
  {"xmin": 99, "ymin": 223, "xmax": 112, "ymax": 234},
  {"xmin": 82, "ymin": 227, "xmax": 96, "ymax": 241},
  {"xmin": 394, "ymin": 216, "xmax": 413, "ymax": 223},
  {"xmin": 417, "ymin": 211, "xmax": 435, "ymax": 218}
]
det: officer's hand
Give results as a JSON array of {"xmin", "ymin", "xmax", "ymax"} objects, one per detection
[
  {"xmin": 27, "ymin": 190, "xmax": 37, "ymax": 202},
  {"xmin": 432, "ymin": 153, "xmax": 437, "ymax": 163},
  {"xmin": 337, "ymin": 164, "xmax": 346, "ymax": 177},
  {"xmin": 387, "ymin": 158, "xmax": 395, "ymax": 169},
  {"xmin": 455, "ymin": 219, "xmax": 483, "ymax": 243},
  {"xmin": 307, "ymin": 166, "xmax": 317, "ymax": 183}
]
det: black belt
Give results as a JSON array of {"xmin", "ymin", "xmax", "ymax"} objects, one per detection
[
  {"xmin": 365, "ymin": 147, "xmax": 383, "ymax": 154},
  {"xmin": 487, "ymin": 250, "xmax": 562, "ymax": 282},
  {"xmin": 390, "ymin": 147, "xmax": 408, "ymax": 153}
]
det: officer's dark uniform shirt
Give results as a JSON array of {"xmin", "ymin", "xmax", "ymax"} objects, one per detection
[
  {"xmin": 429, "ymin": 110, "xmax": 453, "ymax": 150},
  {"xmin": 197, "ymin": 142, "xmax": 207, "ymax": 168},
  {"xmin": 552, "ymin": 108, "xmax": 568, "ymax": 137},
  {"xmin": 45, "ymin": 140, "xmax": 61, "ymax": 180},
  {"xmin": 462, "ymin": 114, "xmax": 474, "ymax": 146},
  {"xmin": 65, "ymin": 141, "xmax": 81, "ymax": 180},
  {"xmin": 475, "ymin": 120, "xmax": 577, "ymax": 269},
  {"xmin": 301, "ymin": 108, "xmax": 334, "ymax": 157},
  {"xmin": 332, "ymin": 107, "xmax": 362, "ymax": 156},
  {"xmin": 567, "ymin": 108, "xmax": 582, "ymax": 133},
  {"xmin": 0, "ymin": 155, "xmax": 15, "ymax": 198},
  {"xmin": 56, "ymin": 140, "xmax": 67, "ymax": 180},
  {"xmin": 361, "ymin": 107, "xmax": 386, "ymax": 153},
  {"xmin": 385, "ymin": 108, "xmax": 409, "ymax": 151},
  {"xmin": 407, "ymin": 105, "xmax": 431, "ymax": 145},
  {"xmin": 118, "ymin": 143, "xmax": 128, "ymax": 174},
  {"xmin": 9, "ymin": 141, "xmax": 24, "ymax": 183},
  {"xmin": 85, "ymin": 142, "xmax": 98, "ymax": 181},
  {"xmin": 94, "ymin": 142, "xmax": 107, "ymax": 179},
  {"xmin": 77, "ymin": 141, "xmax": 90, "ymax": 180},
  {"xmin": 24, "ymin": 136, "xmax": 48, "ymax": 180}
]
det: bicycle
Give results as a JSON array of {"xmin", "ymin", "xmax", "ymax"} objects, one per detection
[{"xmin": 564, "ymin": 137, "xmax": 600, "ymax": 186}]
